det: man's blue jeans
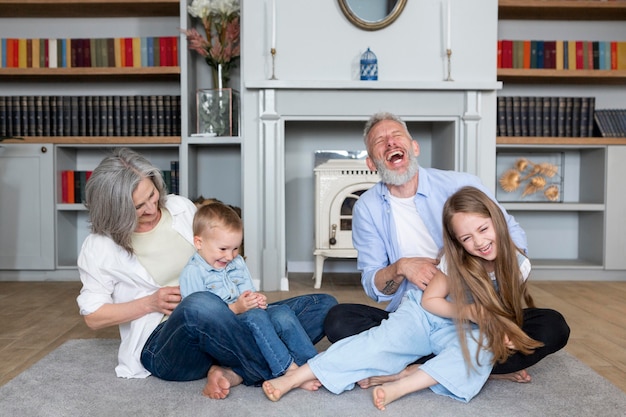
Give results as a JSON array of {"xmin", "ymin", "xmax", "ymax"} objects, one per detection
[{"xmin": 140, "ymin": 291, "xmax": 337, "ymax": 385}]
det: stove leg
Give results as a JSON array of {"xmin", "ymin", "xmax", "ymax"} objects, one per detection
[{"xmin": 314, "ymin": 254, "xmax": 326, "ymax": 289}]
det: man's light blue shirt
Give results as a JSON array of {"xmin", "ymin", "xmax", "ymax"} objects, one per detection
[{"xmin": 352, "ymin": 166, "xmax": 527, "ymax": 313}]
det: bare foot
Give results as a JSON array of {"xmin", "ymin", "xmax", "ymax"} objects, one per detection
[
  {"xmin": 299, "ymin": 379, "xmax": 322, "ymax": 391},
  {"xmin": 262, "ymin": 380, "xmax": 284, "ymax": 402},
  {"xmin": 490, "ymin": 369, "xmax": 532, "ymax": 383},
  {"xmin": 203, "ymin": 365, "xmax": 243, "ymax": 399},
  {"xmin": 262, "ymin": 364, "xmax": 318, "ymax": 401},
  {"xmin": 358, "ymin": 364, "xmax": 420, "ymax": 389}
]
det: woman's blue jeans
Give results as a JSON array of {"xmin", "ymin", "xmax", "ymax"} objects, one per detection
[{"xmin": 140, "ymin": 291, "xmax": 337, "ymax": 385}]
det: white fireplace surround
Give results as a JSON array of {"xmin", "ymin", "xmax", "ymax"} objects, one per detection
[{"xmin": 242, "ymin": 81, "xmax": 501, "ymax": 291}]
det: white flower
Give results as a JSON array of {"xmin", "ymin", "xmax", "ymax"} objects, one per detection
[{"xmin": 188, "ymin": 0, "xmax": 240, "ymax": 19}]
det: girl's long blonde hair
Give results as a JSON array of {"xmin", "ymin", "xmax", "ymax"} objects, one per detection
[{"xmin": 442, "ymin": 186, "xmax": 543, "ymax": 366}]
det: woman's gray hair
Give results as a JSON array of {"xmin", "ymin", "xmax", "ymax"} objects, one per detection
[
  {"xmin": 363, "ymin": 112, "xmax": 410, "ymax": 147},
  {"xmin": 85, "ymin": 147, "xmax": 168, "ymax": 254}
]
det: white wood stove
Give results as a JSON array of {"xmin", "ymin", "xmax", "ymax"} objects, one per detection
[{"xmin": 313, "ymin": 157, "xmax": 379, "ymax": 288}]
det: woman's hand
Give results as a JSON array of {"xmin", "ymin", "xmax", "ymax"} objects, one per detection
[{"xmin": 149, "ymin": 286, "xmax": 182, "ymax": 316}]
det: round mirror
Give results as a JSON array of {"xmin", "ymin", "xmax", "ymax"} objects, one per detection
[{"xmin": 338, "ymin": 0, "xmax": 407, "ymax": 31}]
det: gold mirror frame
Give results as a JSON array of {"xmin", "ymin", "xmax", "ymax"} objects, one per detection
[{"xmin": 338, "ymin": 0, "xmax": 407, "ymax": 31}]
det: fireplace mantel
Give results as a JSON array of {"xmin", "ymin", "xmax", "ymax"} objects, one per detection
[
  {"xmin": 241, "ymin": 83, "xmax": 501, "ymax": 291},
  {"xmin": 246, "ymin": 80, "xmax": 502, "ymax": 91}
]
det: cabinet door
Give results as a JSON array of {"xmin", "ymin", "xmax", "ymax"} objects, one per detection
[
  {"xmin": 0, "ymin": 144, "xmax": 54, "ymax": 269},
  {"xmin": 605, "ymin": 146, "xmax": 626, "ymax": 270}
]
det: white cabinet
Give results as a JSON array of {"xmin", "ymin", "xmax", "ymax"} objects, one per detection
[
  {"xmin": 605, "ymin": 146, "xmax": 626, "ymax": 270},
  {"xmin": 0, "ymin": 143, "xmax": 54, "ymax": 270}
]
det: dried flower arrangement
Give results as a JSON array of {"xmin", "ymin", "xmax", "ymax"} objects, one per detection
[{"xmin": 498, "ymin": 157, "xmax": 561, "ymax": 201}]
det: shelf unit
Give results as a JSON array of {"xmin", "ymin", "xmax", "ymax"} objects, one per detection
[
  {"xmin": 0, "ymin": 0, "xmax": 243, "ymax": 276},
  {"xmin": 496, "ymin": 1, "xmax": 626, "ymax": 276}
]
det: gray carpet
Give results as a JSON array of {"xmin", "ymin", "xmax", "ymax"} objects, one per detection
[{"xmin": 1, "ymin": 339, "xmax": 625, "ymax": 417}]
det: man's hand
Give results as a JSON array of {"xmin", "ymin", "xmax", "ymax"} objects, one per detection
[{"xmin": 399, "ymin": 257, "xmax": 439, "ymax": 291}]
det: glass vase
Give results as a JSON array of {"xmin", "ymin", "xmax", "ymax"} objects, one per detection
[{"xmin": 196, "ymin": 88, "xmax": 239, "ymax": 137}]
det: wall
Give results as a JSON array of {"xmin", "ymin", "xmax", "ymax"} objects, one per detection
[
  {"xmin": 242, "ymin": 0, "xmax": 498, "ymax": 83},
  {"xmin": 239, "ymin": 0, "xmax": 500, "ymax": 288}
]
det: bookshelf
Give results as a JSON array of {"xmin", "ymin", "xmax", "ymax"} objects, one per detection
[
  {"xmin": 497, "ymin": 0, "xmax": 626, "ymax": 277},
  {"xmin": 0, "ymin": 0, "xmax": 243, "ymax": 277}
]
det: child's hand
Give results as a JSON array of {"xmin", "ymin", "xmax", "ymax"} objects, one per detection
[
  {"xmin": 231, "ymin": 290, "xmax": 258, "ymax": 314},
  {"xmin": 255, "ymin": 293, "xmax": 268, "ymax": 309}
]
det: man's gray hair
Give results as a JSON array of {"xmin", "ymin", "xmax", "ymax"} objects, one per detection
[{"xmin": 363, "ymin": 112, "xmax": 410, "ymax": 146}]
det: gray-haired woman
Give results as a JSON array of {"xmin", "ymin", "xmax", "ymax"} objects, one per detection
[{"xmin": 76, "ymin": 148, "xmax": 337, "ymax": 398}]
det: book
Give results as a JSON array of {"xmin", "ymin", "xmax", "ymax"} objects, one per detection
[
  {"xmin": 90, "ymin": 38, "xmax": 98, "ymax": 67},
  {"xmin": 587, "ymin": 97, "xmax": 596, "ymax": 137},
  {"xmin": 500, "ymin": 40, "xmax": 512, "ymax": 68},
  {"xmin": 555, "ymin": 40, "xmax": 564, "ymax": 70},
  {"xmin": 530, "ymin": 40, "xmax": 537, "ymax": 68},
  {"xmin": 572, "ymin": 97, "xmax": 581, "ymax": 137},
  {"xmin": 18, "ymin": 38, "xmax": 27, "ymax": 68},
  {"xmin": 555, "ymin": 97, "xmax": 565, "ymax": 137},
  {"xmin": 565, "ymin": 97, "xmax": 573, "ymax": 137},
  {"xmin": 497, "ymin": 96, "xmax": 506, "ymax": 136},
  {"xmin": 171, "ymin": 36, "xmax": 178, "ymax": 66},
  {"xmin": 550, "ymin": 97, "xmax": 558, "ymax": 137},
  {"xmin": 124, "ymin": 38, "xmax": 133, "ymax": 68},
  {"xmin": 542, "ymin": 97, "xmax": 551, "ymax": 136},
  {"xmin": 543, "ymin": 41, "xmax": 556, "ymax": 69},
  {"xmin": 512, "ymin": 96, "xmax": 521, "ymax": 137},
  {"xmin": 528, "ymin": 96, "xmax": 536, "ymax": 137},
  {"xmin": 523, "ymin": 40, "xmax": 531, "ymax": 69},
  {"xmin": 618, "ymin": 42, "xmax": 626, "ymax": 70},
  {"xmin": 107, "ymin": 38, "xmax": 115, "ymax": 67},
  {"xmin": 132, "ymin": 37, "xmax": 141, "ymax": 67},
  {"xmin": 27, "ymin": 95, "xmax": 36, "ymax": 136},
  {"xmin": 580, "ymin": 97, "xmax": 589, "ymax": 137},
  {"xmin": 536, "ymin": 40, "xmax": 544, "ymax": 68},
  {"xmin": 520, "ymin": 96, "xmax": 529, "ymax": 137},
  {"xmin": 35, "ymin": 95, "xmax": 43, "ymax": 136},
  {"xmin": 106, "ymin": 95, "xmax": 114, "ymax": 136},
  {"xmin": 505, "ymin": 96, "xmax": 513, "ymax": 136},
  {"xmin": 113, "ymin": 95, "xmax": 122, "ymax": 136},
  {"xmin": 0, "ymin": 96, "xmax": 5, "ymax": 136}
]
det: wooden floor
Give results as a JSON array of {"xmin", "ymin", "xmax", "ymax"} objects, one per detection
[{"xmin": 1, "ymin": 274, "xmax": 625, "ymax": 393}]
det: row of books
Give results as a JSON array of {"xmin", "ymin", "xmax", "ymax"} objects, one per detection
[
  {"xmin": 497, "ymin": 96, "xmax": 596, "ymax": 138},
  {"xmin": 60, "ymin": 171, "xmax": 92, "ymax": 204},
  {"xmin": 0, "ymin": 37, "xmax": 179, "ymax": 68},
  {"xmin": 594, "ymin": 109, "xmax": 626, "ymax": 138},
  {"xmin": 60, "ymin": 163, "xmax": 179, "ymax": 204},
  {"xmin": 0, "ymin": 95, "xmax": 181, "ymax": 137},
  {"xmin": 497, "ymin": 40, "xmax": 626, "ymax": 70}
]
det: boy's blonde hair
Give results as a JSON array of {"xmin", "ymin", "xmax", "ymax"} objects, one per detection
[{"xmin": 193, "ymin": 202, "xmax": 242, "ymax": 237}]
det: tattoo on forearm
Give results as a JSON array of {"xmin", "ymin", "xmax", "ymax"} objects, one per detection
[{"xmin": 382, "ymin": 279, "xmax": 398, "ymax": 295}]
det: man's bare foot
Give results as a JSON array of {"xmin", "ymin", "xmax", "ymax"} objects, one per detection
[
  {"xmin": 358, "ymin": 364, "xmax": 420, "ymax": 389},
  {"xmin": 203, "ymin": 365, "xmax": 243, "ymax": 399},
  {"xmin": 490, "ymin": 369, "xmax": 532, "ymax": 383}
]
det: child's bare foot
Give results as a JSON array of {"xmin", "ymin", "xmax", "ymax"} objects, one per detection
[
  {"xmin": 203, "ymin": 365, "xmax": 242, "ymax": 399},
  {"xmin": 262, "ymin": 380, "xmax": 284, "ymax": 402},
  {"xmin": 262, "ymin": 364, "xmax": 318, "ymax": 401},
  {"xmin": 358, "ymin": 364, "xmax": 420, "ymax": 389},
  {"xmin": 490, "ymin": 369, "xmax": 531, "ymax": 383},
  {"xmin": 299, "ymin": 379, "xmax": 322, "ymax": 391}
]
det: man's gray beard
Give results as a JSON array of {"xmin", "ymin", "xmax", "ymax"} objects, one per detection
[{"xmin": 373, "ymin": 156, "xmax": 419, "ymax": 186}]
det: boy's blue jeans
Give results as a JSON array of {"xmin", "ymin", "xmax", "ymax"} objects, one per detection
[
  {"xmin": 239, "ymin": 304, "xmax": 319, "ymax": 377},
  {"xmin": 140, "ymin": 291, "xmax": 337, "ymax": 385}
]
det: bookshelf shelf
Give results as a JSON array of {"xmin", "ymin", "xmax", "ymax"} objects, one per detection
[
  {"xmin": 497, "ymin": 1, "xmax": 626, "ymax": 274},
  {"xmin": 497, "ymin": 70, "xmax": 626, "ymax": 85},
  {"xmin": 1, "ymin": 136, "xmax": 181, "ymax": 144},
  {"xmin": 497, "ymin": 137, "xmax": 626, "ymax": 146},
  {"xmin": 0, "ymin": 67, "xmax": 181, "ymax": 81},
  {"xmin": 0, "ymin": 0, "xmax": 179, "ymax": 18},
  {"xmin": 499, "ymin": 0, "xmax": 626, "ymax": 21}
]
